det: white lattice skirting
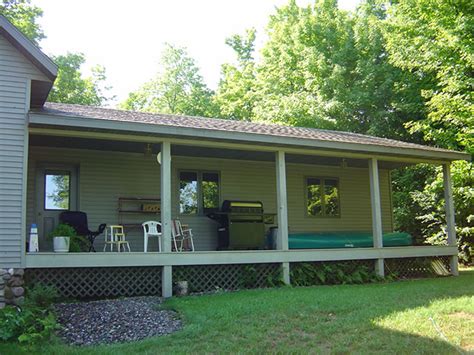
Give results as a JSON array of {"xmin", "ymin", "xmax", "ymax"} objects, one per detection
[{"xmin": 24, "ymin": 256, "xmax": 452, "ymax": 299}]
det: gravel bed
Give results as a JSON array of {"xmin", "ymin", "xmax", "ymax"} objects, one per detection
[{"xmin": 54, "ymin": 296, "xmax": 182, "ymax": 346}]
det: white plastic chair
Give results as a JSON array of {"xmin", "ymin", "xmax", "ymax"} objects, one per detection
[
  {"xmin": 171, "ymin": 219, "xmax": 195, "ymax": 252},
  {"xmin": 142, "ymin": 221, "xmax": 162, "ymax": 252}
]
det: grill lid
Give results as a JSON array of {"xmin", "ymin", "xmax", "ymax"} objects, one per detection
[{"xmin": 221, "ymin": 200, "xmax": 263, "ymax": 213}]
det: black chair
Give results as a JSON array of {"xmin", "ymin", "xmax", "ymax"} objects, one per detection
[{"xmin": 59, "ymin": 211, "xmax": 106, "ymax": 252}]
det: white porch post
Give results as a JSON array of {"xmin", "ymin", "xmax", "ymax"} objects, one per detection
[
  {"xmin": 368, "ymin": 158, "xmax": 384, "ymax": 277},
  {"xmin": 161, "ymin": 141, "xmax": 173, "ymax": 297},
  {"xmin": 443, "ymin": 163, "xmax": 458, "ymax": 276},
  {"xmin": 275, "ymin": 151, "xmax": 290, "ymax": 285}
]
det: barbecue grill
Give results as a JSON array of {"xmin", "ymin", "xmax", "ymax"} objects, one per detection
[{"xmin": 207, "ymin": 200, "xmax": 274, "ymax": 249}]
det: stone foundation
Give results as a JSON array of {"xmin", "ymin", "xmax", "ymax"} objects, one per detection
[{"xmin": 0, "ymin": 268, "xmax": 25, "ymax": 308}]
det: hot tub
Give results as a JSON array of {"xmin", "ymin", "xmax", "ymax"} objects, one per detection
[{"xmin": 288, "ymin": 231, "xmax": 413, "ymax": 249}]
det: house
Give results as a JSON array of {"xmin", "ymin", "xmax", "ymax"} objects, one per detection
[{"xmin": 0, "ymin": 15, "xmax": 470, "ymax": 301}]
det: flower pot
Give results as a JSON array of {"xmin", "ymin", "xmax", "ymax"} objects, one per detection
[{"xmin": 53, "ymin": 236, "xmax": 70, "ymax": 252}]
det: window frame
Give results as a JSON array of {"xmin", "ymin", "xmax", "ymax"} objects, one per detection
[
  {"xmin": 43, "ymin": 170, "xmax": 72, "ymax": 211},
  {"xmin": 178, "ymin": 170, "xmax": 221, "ymax": 216},
  {"xmin": 304, "ymin": 176, "xmax": 341, "ymax": 218}
]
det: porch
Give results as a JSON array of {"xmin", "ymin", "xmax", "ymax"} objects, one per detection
[{"xmin": 23, "ymin": 124, "xmax": 460, "ymax": 296}]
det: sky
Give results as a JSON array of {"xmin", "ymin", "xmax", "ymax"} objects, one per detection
[{"xmin": 32, "ymin": 0, "xmax": 360, "ymax": 106}]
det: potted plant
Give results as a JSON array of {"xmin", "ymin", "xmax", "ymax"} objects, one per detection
[{"xmin": 49, "ymin": 223, "xmax": 76, "ymax": 252}]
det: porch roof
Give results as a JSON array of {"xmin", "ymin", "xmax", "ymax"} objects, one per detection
[{"xmin": 29, "ymin": 102, "xmax": 470, "ymax": 162}]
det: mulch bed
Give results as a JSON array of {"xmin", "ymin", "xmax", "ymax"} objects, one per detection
[{"xmin": 54, "ymin": 296, "xmax": 182, "ymax": 346}]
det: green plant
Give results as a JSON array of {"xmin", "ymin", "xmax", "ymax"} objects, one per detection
[
  {"xmin": 69, "ymin": 235, "xmax": 90, "ymax": 252},
  {"xmin": 240, "ymin": 265, "xmax": 257, "ymax": 289},
  {"xmin": 290, "ymin": 262, "xmax": 379, "ymax": 286},
  {"xmin": 48, "ymin": 223, "xmax": 76, "ymax": 239},
  {"xmin": 48, "ymin": 224, "xmax": 90, "ymax": 252},
  {"xmin": 24, "ymin": 284, "xmax": 59, "ymax": 309},
  {"xmin": 0, "ymin": 284, "xmax": 60, "ymax": 345}
]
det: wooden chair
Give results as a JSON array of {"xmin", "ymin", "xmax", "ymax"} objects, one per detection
[
  {"xmin": 171, "ymin": 220, "xmax": 195, "ymax": 252},
  {"xmin": 103, "ymin": 225, "xmax": 130, "ymax": 252},
  {"xmin": 142, "ymin": 221, "xmax": 162, "ymax": 252}
]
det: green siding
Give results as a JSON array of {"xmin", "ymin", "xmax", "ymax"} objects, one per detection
[
  {"xmin": 27, "ymin": 147, "xmax": 393, "ymax": 252},
  {"xmin": 0, "ymin": 35, "xmax": 49, "ymax": 268}
]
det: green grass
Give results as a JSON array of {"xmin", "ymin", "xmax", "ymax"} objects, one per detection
[{"xmin": 1, "ymin": 268, "xmax": 473, "ymax": 354}]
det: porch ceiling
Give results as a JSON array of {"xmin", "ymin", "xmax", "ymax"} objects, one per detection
[{"xmin": 29, "ymin": 134, "xmax": 411, "ymax": 169}]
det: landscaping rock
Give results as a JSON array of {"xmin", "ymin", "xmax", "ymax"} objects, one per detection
[
  {"xmin": 0, "ymin": 269, "xmax": 7, "ymax": 276},
  {"xmin": 54, "ymin": 297, "xmax": 182, "ymax": 346},
  {"xmin": 11, "ymin": 286, "xmax": 24, "ymax": 297},
  {"xmin": 4, "ymin": 287, "xmax": 12, "ymax": 299},
  {"xmin": 9, "ymin": 277, "xmax": 24, "ymax": 287},
  {"xmin": 2, "ymin": 273, "xmax": 11, "ymax": 281},
  {"xmin": 13, "ymin": 269, "xmax": 24, "ymax": 277}
]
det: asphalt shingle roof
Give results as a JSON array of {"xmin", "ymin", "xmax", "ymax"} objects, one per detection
[{"xmin": 35, "ymin": 102, "xmax": 466, "ymax": 158}]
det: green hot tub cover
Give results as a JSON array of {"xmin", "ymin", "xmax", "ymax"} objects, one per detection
[{"xmin": 288, "ymin": 231, "xmax": 413, "ymax": 249}]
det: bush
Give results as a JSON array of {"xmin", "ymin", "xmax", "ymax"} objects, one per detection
[
  {"xmin": 290, "ymin": 262, "xmax": 380, "ymax": 286},
  {"xmin": 23, "ymin": 284, "xmax": 59, "ymax": 309},
  {"xmin": 0, "ymin": 284, "xmax": 60, "ymax": 344},
  {"xmin": 69, "ymin": 235, "xmax": 90, "ymax": 252},
  {"xmin": 413, "ymin": 161, "xmax": 473, "ymax": 265}
]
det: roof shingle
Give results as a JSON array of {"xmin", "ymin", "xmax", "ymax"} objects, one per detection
[{"xmin": 34, "ymin": 102, "xmax": 466, "ymax": 159}]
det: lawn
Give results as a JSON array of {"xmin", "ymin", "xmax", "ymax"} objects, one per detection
[{"xmin": 1, "ymin": 268, "xmax": 473, "ymax": 354}]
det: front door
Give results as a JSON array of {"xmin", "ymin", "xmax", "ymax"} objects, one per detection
[{"xmin": 35, "ymin": 165, "xmax": 78, "ymax": 249}]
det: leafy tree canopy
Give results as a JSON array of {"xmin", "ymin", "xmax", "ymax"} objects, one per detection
[
  {"xmin": 48, "ymin": 53, "xmax": 113, "ymax": 106},
  {"xmin": 384, "ymin": 0, "xmax": 474, "ymax": 154},
  {"xmin": 120, "ymin": 44, "xmax": 218, "ymax": 117},
  {"xmin": 215, "ymin": 28, "xmax": 257, "ymax": 120},
  {"xmin": 0, "ymin": 0, "xmax": 44, "ymax": 45}
]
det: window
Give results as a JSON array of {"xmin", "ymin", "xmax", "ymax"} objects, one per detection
[
  {"xmin": 179, "ymin": 172, "xmax": 198, "ymax": 214},
  {"xmin": 44, "ymin": 172, "xmax": 70, "ymax": 210},
  {"xmin": 306, "ymin": 177, "xmax": 339, "ymax": 217},
  {"xmin": 202, "ymin": 172, "xmax": 219, "ymax": 214},
  {"xmin": 179, "ymin": 171, "xmax": 220, "ymax": 215}
]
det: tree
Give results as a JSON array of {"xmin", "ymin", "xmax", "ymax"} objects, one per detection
[
  {"xmin": 384, "ymin": 0, "xmax": 474, "ymax": 154},
  {"xmin": 252, "ymin": 0, "xmax": 344, "ymax": 128},
  {"xmin": 215, "ymin": 28, "xmax": 258, "ymax": 120},
  {"xmin": 0, "ymin": 0, "xmax": 44, "ymax": 45},
  {"xmin": 385, "ymin": 0, "xmax": 473, "ymax": 264},
  {"xmin": 411, "ymin": 161, "xmax": 473, "ymax": 264},
  {"xmin": 121, "ymin": 44, "xmax": 218, "ymax": 117},
  {"xmin": 344, "ymin": 0, "xmax": 429, "ymax": 140},
  {"xmin": 48, "ymin": 53, "xmax": 113, "ymax": 106},
  {"xmin": 247, "ymin": 0, "xmax": 427, "ymax": 139}
]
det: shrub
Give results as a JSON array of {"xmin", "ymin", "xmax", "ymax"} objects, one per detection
[
  {"xmin": 69, "ymin": 235, "xmax": 90, "ymax": 252},
  {"xmin": 0, "ymin": 284, "xmax": 60, "ymax": 345},
  {"xmin": 23, "ymin": 284, "xmax": 59, "ymax": 309},
  {"xmin": 290, "ymin": 262, "xmax": 380, "ymax": 286}
]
